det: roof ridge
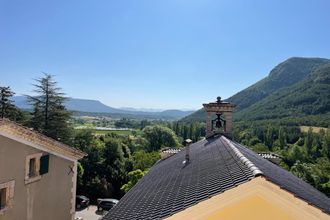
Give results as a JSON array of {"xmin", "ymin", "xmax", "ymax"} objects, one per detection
[{"xmin": 221, "ymin": 136, "xmax": 263, "ymax": 177}]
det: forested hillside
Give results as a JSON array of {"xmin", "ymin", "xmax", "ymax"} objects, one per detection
[
  {"xmin": 182, "ymin": 57, "xmax": 330, "ymax": 124},
  {"xmin": 236, "ymin": 63, "xmax": 330, "ymax": 126},
  {"xmin": 228, "ymin": 57, "xmax": 329, "ymax": 111}
]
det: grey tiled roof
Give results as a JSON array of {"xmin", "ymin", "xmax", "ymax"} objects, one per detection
[
  {"xmin": 232, "ymin": 140, "xmax": 330, "ymax": 214},
  {"xmin": 103, "ymin": 135, "xmax": 330, "ymax": 220}
]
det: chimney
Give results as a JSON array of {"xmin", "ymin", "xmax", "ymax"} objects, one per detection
[
  {"xmin": 184, "ymin": 139, "xmax": 192, "ymax": 163},
  {"xmin": 203, "ymin": 96, "xmax": 236, "ymax": 138}
]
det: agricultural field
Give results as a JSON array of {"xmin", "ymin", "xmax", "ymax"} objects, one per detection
[
  {"xmin": 300, "ymin": 126, "xmax": 328, "ymax": 133},
  {"xmin": 92, "ymin": 129, "xmax": 134, "ymax": 136}
]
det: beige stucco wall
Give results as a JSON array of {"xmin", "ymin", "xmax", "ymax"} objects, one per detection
[
  {"xmin": 166, "ymin": 177, "xmax": 330, "ymax": 220},
  {"xmin": 0, "ymin": 135, "xmax": 74, "ymax": 220}
]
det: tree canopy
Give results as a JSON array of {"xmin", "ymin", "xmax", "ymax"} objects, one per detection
[{"xmin": 27, "ymin": 74, "xmax": 72, "ymax": 143}]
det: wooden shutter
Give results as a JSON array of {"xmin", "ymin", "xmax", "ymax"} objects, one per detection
[{"xmin": 40, "ymin": 155, "xmax": 49, "ymax": 175}]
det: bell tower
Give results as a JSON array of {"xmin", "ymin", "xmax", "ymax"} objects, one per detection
[{"xmin": 203, "ymin": 97, "xmax": 236, "ymax": 138}]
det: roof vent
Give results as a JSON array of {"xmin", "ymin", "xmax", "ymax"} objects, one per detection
[{"xmin": 182, "ymin": 139, "xmax": 192, "ymax": 164}]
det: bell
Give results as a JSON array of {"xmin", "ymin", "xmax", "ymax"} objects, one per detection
[{"xmin": 216, "ymin": 120, "xmax": 222, "ymax": 128}]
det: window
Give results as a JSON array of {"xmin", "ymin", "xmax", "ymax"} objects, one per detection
[
  {"xmin": 25, "ymin": 153, "xmax": 42, "ymax": 184},
  {"xmin": 0, "ymin": 180, "xmax": 15, "ymax": 214},
  {"xmin": 25, "ymin": 153, "xmax": 50, "ymax": 184},
  {"xmin": 29, "ymin": 158, "xmax": 37, "ymax": 177},
  {"xmin": 0, "ymin": 188, "xmax": 6, "ymax": 210}
]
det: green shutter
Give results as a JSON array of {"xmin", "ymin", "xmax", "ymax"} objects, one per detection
[{"xmin": 40, "ymin": 155, "xmax": 49, "ymax": 175}]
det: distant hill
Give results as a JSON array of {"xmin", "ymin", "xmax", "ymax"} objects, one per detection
[
  {"xmin": 157, "ymin": 109, "xmax": 194, "ymax": 118},
  {"xmin": 182, "ymin": 57, "xmax": 330, "ymax": 124},
  {"xmin": 119, "ymin": 107, "xmax": 165, "ymax": 112},
  {"xmin": 12, "ymin": 96, "xmax": 193, "ymax": 120},
  {"xmin": 227, "ymin": 57, "xmax": 330, "ymax": 111},
  {"xmin": 65, "ymin": 98, "xmax": 122, "ymax": 113},
  {"xmin": 235, "ymin": 62, "xmax": 330, "ymax": 125}
]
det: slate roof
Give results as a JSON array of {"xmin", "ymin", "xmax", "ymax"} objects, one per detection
[{"xmin": 104, "ymin": 135, "xmax": 330, "ymax": 220}]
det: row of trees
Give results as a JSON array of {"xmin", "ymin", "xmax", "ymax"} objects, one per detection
[{"xmin": 233, "ymin": 122, "xmax": 330, "ymax": 196}]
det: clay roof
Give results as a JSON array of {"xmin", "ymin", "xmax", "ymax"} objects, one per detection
[
  {"xmin": 0, "ymin": 118, "xmax": 86, "ymax": 160},
  {"xmin": 104, "ymin": 135, "xmax": 330, "ymax": 220}
]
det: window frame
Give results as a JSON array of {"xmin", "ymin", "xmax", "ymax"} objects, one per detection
[
  {"xmin": 25, "ymin": 153, "xmax": 42, "ymax": 184},
  {"xmin": 0, "ymin": 180, "xmax": 15, "ymax": 214}
]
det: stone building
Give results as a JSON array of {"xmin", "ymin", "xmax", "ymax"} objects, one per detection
[{"xmin": 0, "ymin": 118, "xmax": 86, "ymax": 220}]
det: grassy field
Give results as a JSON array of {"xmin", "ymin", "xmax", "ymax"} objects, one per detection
[
  {"xmin": 300, "ymin": 126, "xmax": 328, "ymax": 133},
  {"xmin": 92, "ymin": 129, "xmax": 134, "ymax": 136}
]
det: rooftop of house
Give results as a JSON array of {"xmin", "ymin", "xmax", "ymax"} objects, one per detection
[
  {"xmin": 104, "ymin": 135, "xmax": 330, "ymax": 220},
  {"xmin": 0, "ymin": 118, "xmax": 86, "ymax": 160}
]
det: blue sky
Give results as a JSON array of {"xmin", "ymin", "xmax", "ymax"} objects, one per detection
[{"xmin": 1, "ymin": 0, "xmax": 330, "ymax": 109}]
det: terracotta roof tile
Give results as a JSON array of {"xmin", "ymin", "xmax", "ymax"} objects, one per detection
[{"xmin": 0, "ymin": 118, "xmax": 86, "ymax": 160}]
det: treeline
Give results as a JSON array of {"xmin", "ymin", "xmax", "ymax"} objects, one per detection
[
  {"xmin": 233, "ymin": 121, "xmax": 330, "ymax": 196},
  {"xmin": 113, "ymin": 118, "xmax": 206, "ymax": 143},
  {"xmin": 1, "ymin": 75, "xmax": 182, "ymax": 202},
  {"xmin": 74, "ymin": 125, "xmax": 180, "ymax": 201}
]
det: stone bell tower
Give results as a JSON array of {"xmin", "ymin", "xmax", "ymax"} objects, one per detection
[{"xmin": 203, "ymin": 97, "xmax": 236, "ymax": 138}]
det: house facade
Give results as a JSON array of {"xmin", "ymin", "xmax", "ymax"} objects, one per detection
[{"xmin": 0, "ymin": 119, "xmax": 86, "ymax": 220}]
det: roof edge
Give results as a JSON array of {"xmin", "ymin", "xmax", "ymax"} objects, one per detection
[
  {"xmin": 221, "ymin": 136, "xmax": 263, "ymax": 177},
  {"xmin": 0, "ymin": 118, "xmax": 87, "ymax": 160}
]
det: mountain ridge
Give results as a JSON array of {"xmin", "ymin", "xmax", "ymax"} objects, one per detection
[
  {"xmin": 182, "ymin": 57, "xmax": 330, "ymax": 123},
  {"xmin": 12, "ymin": 96, "xmax": 193, "ymax": 119}
]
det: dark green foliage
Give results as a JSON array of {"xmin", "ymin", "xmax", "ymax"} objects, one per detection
[
  {"xmin": 142, "ymin": 125, "xmax": 180, "ymax": 151},
  {"xmin": 278, "ymin": 127, "xmax": 286, "ymax": 149},
  {"xmin": 27, "ymin": 74, "xmax": 73, "ymax": 144},
  {"xmin": 121, "ymin": 169, "xmax": 145, "ymax": 193},
  {"xmin": 235, "ymin": 63, "xmax": 330, "ymax": 122},
  {"xmin": 265, "ymin": 125, "xmax": 274, "ymax": 150},
  {"xmin": 229, "ymin": 57, "xmax": 330, "ymax": 110},
  {"xmin": 171, "ymin": 121, "xmax": 205, "ymax": 142},
  {"xmin": 103, "ymin": 138, "xmax": 131, "ymax": 198},
  {"xmin": 180, "ymin": 108, "xmax": 205, "ymax": 123},
  {"xmin": 233, "ymin": 121, "xmax": 330, "ymax": 196},
  {"xmin": 74, "ymin": 130, "xmax": 109, "ymax": 201},
  {"xmin": 304, "ymin": 128, "xmax": 314, "ymax": 156},
  {"xmin": 0, "ymin": 86, "xmax": 25, "ymax": 122},
  {"xmin": 132, "ymin": 150, "xmax": 160, "ymax": 171},
  {"xmin": 0, "ymin": 86, "xmax": 15, "ymax": 118},
  {"xmin": 115, "ymin": 118, "xmax": 140, "ymax": 129},
  {"xmin": 74, "ymin": 126, "xmax": 173, "ymax": 201},
  {"xmin": 323, "ymin": 127, "xmax": 330, "ymax": 158}
]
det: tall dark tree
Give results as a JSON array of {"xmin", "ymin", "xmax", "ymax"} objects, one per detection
[
  {"xmin": 304, "ymin": 127, "xmax": 314, "ymax": 157},
  {"xmin": 0, "ymin": 86, "xmax": 24, "ymax": 121},
  {"xmin": 265, "ymin": 125, "xmax": 274, "ymax": 151},
  {"xmin": 0, "ymin": 86, "xmax": 15, "ymax": 118},
  {"xmin": 27, "ymin": 74, "xmax": 72, "ymax": 143},
  {"xmin": 278, "ymin": 127, "xmax": 286, "ymax": 149}
]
